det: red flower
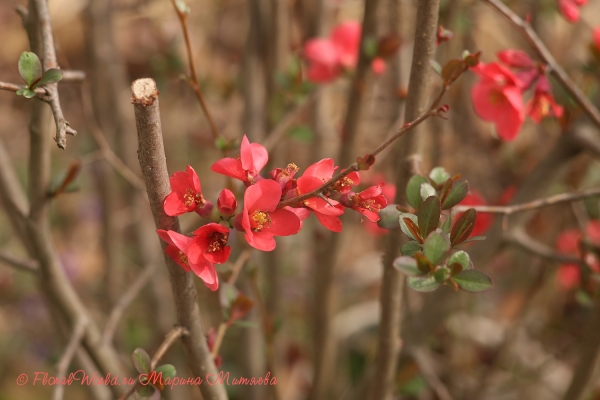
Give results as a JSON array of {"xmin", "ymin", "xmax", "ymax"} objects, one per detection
[
  {"xmin": 304, "ymin": 39, "xmax": 341, "ymax": 83},
  {"xmin": 345, "ymin": 185, "xmax": 387, "ymax": 222},
  {"xmin": 556, "ymin": 264, "xmax": 581, "ymax": 290},
  {"xmin": 593, "ymin": 27, "xmax": 600, "ymax": 51},
  {"xmin": 331, "ymin": 22, "xmax": 361, "ymax": 69},
  {"xmin": 241, "ymin": 180, "xmax": 301, "ymax": 251},
  {"xmin": 217, "ymin": 189, "xmax": 237, "ymax": 217},
  {"xmin": 471, "ymin": 62, "xmax": 525, "ymax": 141},
  {"xmin": 558, "ymin": 0, "xmax": 581, "ymax": 22},
  {"xmin": 371, "ymin": 58, "xmax": 386, "ymax": 75},
  {"xmin": 497, "ymin": 49, "xmax": 534, "ymax": 69},
  {"xmin": 458, "ymin": 191, "xmax": 494, "ymax": 237},
  {"xmin": 211, "ymin": 135, "xmax": 268, "ymax": 185},
  {"xmin": 164, "ymin": 165, "xmax": 213, "ymax": 217},
  {"xmin": 156, "ymin": 229, "xmax": 193, "ymax": 272},
  {"xmin": 526, "ymin": 76, "xmax": 563, "ymax": 123},
  {"xmin": 364, "ymin": 177, "xmax": 396, "ymax": 236},
  {"xmin": 269, "ymin": 163, "xmax": 300, "ymax": 196},
  {"xmin": 556, "ymin": 228, "xmax": 581, "ymax": 255},
  {"xmin": 187, "ymin": 223, "xmax": 231, "ymax": 266}
]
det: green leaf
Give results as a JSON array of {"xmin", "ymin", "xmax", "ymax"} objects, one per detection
[
  {"xmin": 399, "ymin": 213, "xmax": 419, "ymax": 241},
  {"xmin": 433, "ymin": 267, "xmax": 450, "ymax": 283},
  {"xmin": 423, "ymin": 229, "xmax": 450, "ymax": 265},
  {"xmin": 439, "ymin": 178, "xmax": 453, "ymax": 205},
  {"xmin": 407, "ymin": 275, "xmax": 441, "ymax": 292},
  {"xmin": 429, "ymin": 59, "xmax": 442, "ymax": 76},
  {"xmin": 22, "ymin": 89, "xmax": 36, "ymax": 98},
  {"xmin": 16, "ymin": 88, "xmax": 26, "ymax": 96},
  {"xmin": 135, "ymin": 385, "xmax": 159, "ymax": 400},
  {"xmin": 420, "ymin": 183, "xmax": 437, "ymax": 201},
  {"xmin": 459, "ymin": 235, "xmax": 486, "ymax": 244},
  {"xmin": 429, "ymin": 167, "xmax": 450, "ymax": 186},
  {"xmin": 401, "ymin": 241, "xmax": 421, "ymax": 257},
  {"xmin": 448, "ymin": 250, "xmax": 471, "ymax": 270},
  {"xmin": 406, "ymin": 175, "xmax": 428, "ymax": 209},
  {"xmin": 393, "ymin": 256, "xmax": 423, "ymax": 276},
  {"xmin": 378, "ymin": 205, "xmax": 402, "ymax": 229},
  {"xmin": 288, "ymin": 125, "xmax": 314, "ymax": 143},
  {"xmin": 451, "ymin": 208, "xmax": 477, "ymax": 246},
  {"xmin": 452, "ymin": 269, "xmax": 493, "ymax": 292},
  {"xmin": 132, "ymin": 348, "xmax": 151, "ymax": 374},
  {"xmin": 441, "ymin": 179, "xmax": 468, "ymax": 210},
  {"xmin": 418, "ymin": 196, "xmax": 441, "ymax": 238},
  {"xmin": 414, "ymin": 252, "xmax": 432, "ymax": 273},
  {"xmin": 441, "ymin": 214, "xmax": 452, "ymax": 234},
  {"xmin": 154, "ymin": 364, "xmax": 176, "ymax": 380},
  {"xmin": 18, "ymin": 51, "xmax": 42, "ymax": 87},
  {"xmin": 34, "ymin": 68, "xmax": 62, "ymax": 87},
  {"xmin": 362, "ymin": 37, "xmax": 378, "ymax": 58}
]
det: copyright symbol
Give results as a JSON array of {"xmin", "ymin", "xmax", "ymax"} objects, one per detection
[{"xmin": 16, "ymin": 374, "xmax": 28, "ymax": 385}]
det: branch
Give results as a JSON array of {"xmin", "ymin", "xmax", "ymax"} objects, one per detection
[
  {"xmin": 453, "ymin": 187, "xmax": 600, "ymax": 215},
  {"xmin": 131, "ymin": 78, "xmax": 228, "ymax": 400},
  {"xmin": 0, "ymin": 250, "xmax": 38, "ymax": 273},
  {"xmin": 507, "ymin": 228, "xmax": 582, "ymax": 264},
  {"xmin": 102, "ymin": 263, "xmax": 158, "ymax": 344},
  {"xmin": 33, "ymin": 0, "xmax": 77, "ymax": 149},
  {"xmin": 483, "ymin": 0, "xmax": 600, "ymax": 129},
  {"xmin": 118, "ymin": 326, "xmax": 190, "ymax": 400},
  {"xmin": 0, "ymin": 81, "xmax": 51, "ymax": 100},
  {"xmin": 52, "ymin": 318, "xmax": 89, "ymax": 400}
]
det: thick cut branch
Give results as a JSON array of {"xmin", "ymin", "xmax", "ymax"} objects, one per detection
[{"xmin": 131, "ymin": 78, "xmax": 227, "ymax": 400}]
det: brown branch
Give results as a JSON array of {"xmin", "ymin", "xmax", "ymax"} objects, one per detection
[
  {"xmin": 0, "ymin": 250, "xmax": 39, "ymax": 273},
  {"xmin": 102, "ymin": 263, "xmax": 158, "ymax": 344},
  {"xmin": 52, "ymin": 318, "xmax": 89, "ymax": 400},
  {"xmin": 0, "ymin": 81, "xmax": 51, "ymax": 100},
  {"xmin": 61, "ymin": 70, "xmax": 86, "ymax": 82},
  {"xmin": 118, "ymin": 326, "xmax": 190, "ymax": 400},
  {"xmin": 483, "ymin": 0, "xmax": 600, "ymax": 129},
  {"xmin": 131, "ymin": 78, "xmax": 228, "ymax": 400},
  {"xmin": 33, "ymin": 0, "xmax": 76, "ymax": 149},
  {"xmin": 410, "ymin": 347, "xmax": 454, "ymax": 400},
  {"xmin": 168, "ymin": 0, "xmax": 221, "ymax": 141},
  {"xmin": 507, "ymin": 228, "xmax": 582, "ymax": 264}
]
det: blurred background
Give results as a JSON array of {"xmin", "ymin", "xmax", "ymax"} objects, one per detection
[{"xmin": 2, "ymin": 0, "xmax": 600, "ymax": 399}]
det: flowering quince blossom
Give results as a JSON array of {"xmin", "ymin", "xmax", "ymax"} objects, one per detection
[
  {"xmin": 526, "ymin": 76, "xmax": 564, "ymax": 123},
  {"xmin": 164, "ymin": 165, "xmax": 213, "ymax": 217},
  {"xmin": 217, "ymin": 189, "xmax": 237, "ymax": 217},
  {"xmin": 558, "ymin": 0, "xmax": 587, "ymax": 22},
  {"xmin": 211, "ymin": 135, "xmax": 268, "ymax": 185},
  {"xmin": 241, "ymin": 179, "xmax": 301, "ymax": 251},
  {"xmin": 340, "ymin": 184, "xmax": 388, "ymax": 222},
  {"xmin": 471, "ymin": 61, "xmax": 525, "ymax": 141},
  {"xmin": 156, "ymin": 229, "xmax": 221, "ymax": 291},
  {"xmin": 592, "ymin": 27, "xmax": 600, "ymax": 52},
  {"xmin": 555, "ymin": 220, "xmax": 600, "ymax": 290}
]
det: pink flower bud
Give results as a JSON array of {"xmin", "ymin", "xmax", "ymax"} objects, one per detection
[{"xmin": 217, "ymin": 189, "xmax": 237, "ymax": 217}]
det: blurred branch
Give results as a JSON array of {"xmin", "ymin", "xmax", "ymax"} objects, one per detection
[
  {"xmin": 118, "ymin": 326, "xmax": 190, "ymax": 400},
  {"xmin": 168, "ymin": 0, "xmax": 221, "ymax": 142},
  {"xmin": 52, "ymin": 318, "xmax": 89, "ymax": 400},
  {"xmin": 61, "ymin": 70, "xmax": 86, "ymax": 82},
  {"xmin": 31, "ymin": 0, "xmax": 77, "ymax": 149},
  {"xmin": 102, "ymin": 263, "xmax": 158, "ymax": 344},
  {"xmin": 410, "ymin": 347, "xmax": 454, "ymax": 400},
  {"xmin": 131, "ymin": 78, "xmax": 228, "ymax": 400},
  {"xmin": 0, "ymin": 250, "xmax": 39, "ymax": 273},
  {"xmin": 80, "ymin": 85, "xmax": 145, "ymax": 191},
  {"xmin": 453, "ymin": 187, "xmax": 600, "ymax": 215},
  {"xmin": 483, "ymin": 0, "xmax": 600, "ymax": 129},
  {"xmin": 507, "ymin": 228, "xmax": 582, "ymax": 264}
]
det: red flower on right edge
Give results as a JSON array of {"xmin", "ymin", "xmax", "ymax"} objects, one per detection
[
  {"xmin": 470, "ymin": 50, "xmax": 563, "ymax": 141},
  {"xmin": 555, "ymin": 220, "xmax": 600, "ymax": 290}
]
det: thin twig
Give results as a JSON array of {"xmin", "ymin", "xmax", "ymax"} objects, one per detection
[
  {"xmin": 118, "ymin": 326, "xmax": 190, "ymax": 400},
  {"xmin": 483, "ymin": 0, "xmax": 600, "ymax": 129},
  {"xmin": 0, "ymin": 81, "xmax": 51, "ymax": 100},
  {"xmin": 508, "ymin": 228, "xmax": 582, "ymax": 264},
  {"xmin": 169, "ymin": 0, "xmax": 221, "ymax": 141},
  {"xmin": 102, "ymin": 263, "xmax": 158, "ymax": 344},
  {"xmin": 410, "ymin": 347, "xmax": 454, "ymax": 400},
  {"xmin": 0, "ymin": 250, "xmax": 38, "ymax": 273},
  {"xmin": 80, "ymin": 85, "xmax": 145, "ymax": 191},
  {"xmin": 33, "ymin": 0, "xmax": 77, "ymax": 148},
  {"xmin": 453, "ymin": 187, "xmax": 600, "ymax": 215},
  {"xmin": 52, "ymin": 318, "xmax": 89, "ymax": 400}
]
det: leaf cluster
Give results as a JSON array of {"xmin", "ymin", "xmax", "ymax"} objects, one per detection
[{"xmin": 16, "ymin": 52, "xmax": 62, "ymax": 98}]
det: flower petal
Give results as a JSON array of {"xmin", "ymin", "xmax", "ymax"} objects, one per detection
[
  {"xmin": 245, "ymin": 179, "xmax": 282, "ymax": 212},
  {"xmin": 264, "ymin": 209, "xmax": 301, "ymax": 236}
]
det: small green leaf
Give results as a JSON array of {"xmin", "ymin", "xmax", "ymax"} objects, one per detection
[
  {"xmin": 448, "ymin": 250, "xmax": 471, "ymax": 270},
  {"xmin": 154, "ymin": 364, "xmax": 176, "ymax": 380},
  {"xmin": 439, "ymin": 178, "xmax": 453, "ymax": 205},
  {"xmin": 399, "ymin": 213, "xmax": 419, "ymax": 241},
  {"xmin": 414, "ymin": 252, "xmax": 433, "ymax": 273},
  {"xmin": 34, "ymin": 68, "xmax": 62, "ymax": 87},
  {"xmin": 407, "ymin": 275, "xmax": 441, "ymax": 292},
  {"xmin": 418, "ymin": 196, "xmax": 441, "ymax": 238},
  {"xmin": 441, "ymin": 214, "xmax": 452, "ymax": 234},
  {"xmin": 135, "ymin": 385, "xmax": 159, "ymax": 399},
  {"xmin": 441, "ymin": 179, "xmax": 468, "ymax": 209},
  {"xmin": 423, "ymin": 229, "xmax": 450, "ymax": 265},
  {"xmin": 433, "ymin": 267, "xmax": 450, "ymax": 283},
  {"xmin": 393, "ymin": 256, "xmax": 423, "ymax": 276},
  {"xmin": 362, "ymin": 37, "xmax": 378, "ymax": 58},
  {"xmin": 406, "ymin": 175, "xmax": 428, "ymax": 209},
  {"xmin": 16, "ymin": 88, "xmax": 26, "ymax": 96},
  {"xmin": 288, "ymin": 125, "xmax": 314, "ymax": 143},
  {"xmin": 378, "ymin": 205, "xmax": 402, "ymax": 229},
  {"xmin": 452, "ymin": 269, "xmax": 493, "ymax": 292},
  {"xmin": 401, "ymin": 241, "xmax": 421, "ymax": 257},
  {"xmin": 420, "ymin": 183, "xmax": 437, "ymax": 201},
  {"xmin": 459, "ymin": 235, "xmax": 486, "ymax": 244},
  {"xmin": 429, "ymin": 59, "xmax": 442, "ymax": 76},
  {"xmin": 451, "ymin": 208, "xmax": 477, "ymax": 246},
  {"xmin": 18, "ymin": 51, "xmax": 42, "ymax": 87},
  {"xmin": 429, "ymin": 167, "xmax": 450, "ymax": 186},
  {"xmin": 132, "ymin": 348, "xmax": 151, "ymax": 374},
  {"xmin": 23, "ymin": 89, "xmax": 36, "ymax": 98}
]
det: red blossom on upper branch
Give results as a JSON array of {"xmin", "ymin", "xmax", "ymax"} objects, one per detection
[
  {"xmin": 211, "ymin": 135, "xmax": 268, "ymax": 185},
  {"xmin": 164, "ymin": 165, "xmax": 213, "ymax": 217}
]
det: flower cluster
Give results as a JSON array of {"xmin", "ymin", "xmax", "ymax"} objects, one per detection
[
  {"xmin": 470, "ymin": 49, "xmax": 563, "ymax": 141},
  {"xmin": 156, "ymin": 136, "xmax": 387, "ymax": 290},
  {"xmin": 303, "ymin": 21, "xmax": 388, "ymax": 83},
  {"xmin": 555, "ymin": 221, "xmax": 600, "ymax": 290},
  {"xmin": 558, "ymin": 0, "xmax": 588, "ymax": 22}
]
